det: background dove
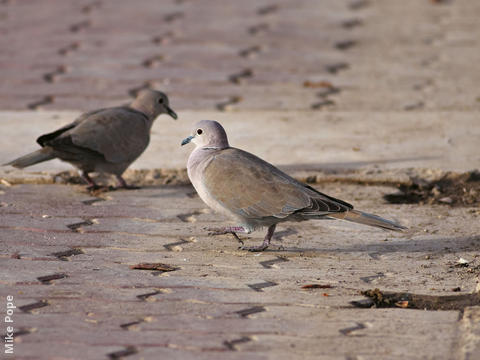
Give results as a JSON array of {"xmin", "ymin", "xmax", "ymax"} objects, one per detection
[
  {"xmin": 4, "ymin": 89, "xmax": 177, "ymax": 189},
  {"xmin": 182, "ymin": 120, "xmax": 406, "ymax": 251}
]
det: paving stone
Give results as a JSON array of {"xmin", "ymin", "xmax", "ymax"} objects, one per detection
[
  {"xmin": 2, "ymin": 0, "xmax": 480, "ymax": 358},
  {"xmin": 2, "ymin": 0, "xmax": 479, "ymax": 111},
  {"xmin": 1, "ymin": 182, "xmax": 479, "ymax": 359}
]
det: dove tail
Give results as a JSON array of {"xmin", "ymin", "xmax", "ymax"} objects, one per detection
[
  {"xmin": 3, "ymin": 148, "xmax": 55, "ymax": 169},
  {"xmin": 329, "ymin": 209, "xmax": 407, "ymax": 231}
]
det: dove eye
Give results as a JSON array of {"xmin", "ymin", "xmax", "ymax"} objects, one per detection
[
  {"xmin": 196, "ymin": 129, "xmax": 203, "ymax": 135},
  {"xmin": 158, "ymin": 98, "xmax": 164, "ymax": 104}
]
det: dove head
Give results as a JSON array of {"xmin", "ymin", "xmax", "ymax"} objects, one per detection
[
  {"xmin": 181, "ymin": 120, "xmax": 229, "ymax": 149},
  {"xmin": 130, "ymin": 89, "xmax": 177, "ymax": 120}
]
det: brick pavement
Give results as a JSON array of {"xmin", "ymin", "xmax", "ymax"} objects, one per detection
[
  {"xmin": 1, "ymin": 0, "xmax": 479, "ymax": 112},
  {"xmin": 1, "ymin": 0, "xmax": 480, "ymax": 359},
  {"xmin": 1, "ymin": 183, "xmax": 480, "ymax": 359}
]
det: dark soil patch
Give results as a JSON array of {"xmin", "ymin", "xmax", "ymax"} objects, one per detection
[
  {"xmin": 384, "ymin": 170, "xmax": 480, "ymax": 206},
  {"xmin": 351, "ymin": 288, "xmax": 480, "ymax": 311},
  {"xmin": 53, "ymin": 168, "xmax": 190, "ymax": 187}
]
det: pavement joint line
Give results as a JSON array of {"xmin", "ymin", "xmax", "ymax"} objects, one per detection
[
  {"xmin": 259, "ymin": 256, "xmax": 289, "ymax": 269},
  {"xmin": 216, "ymin": 95, "xmax": 242, "ymax": 111},
  {"xmin": 51, "ymin": 248, "xmax": 85, "ymax": 261},
  {"xmin": 1, "ymin": 328, "xmax": 35, "ymax": 340},
  {"xmin": 151, "ymin": 31, "xmax": 175, "ymax": 45},
  {"xmin": 342, "ymin": 18, "xmax": 363, "ymax": 29},
  {"xmin": 238, "ymin": 45, "xmax": 262, "ymax": 58},
  {"xmin": 69, "ymin": 20, "xmax": 91, "ymax": 33},
  {"xmin": 339, "ymin": 322, "xmax": 367, "ymax": 336},
  {"xmin": 163, "ymin": 11, "xmax": 183, "ymax": 22},
  {"xmin": 36, "ymin": 273, "xmax": 68, "ymax": 284},
  {"xmin": 177, "ymin": 211, "xmax": 202, "ymax": 223},
  {"xmin": 164, "ymin": 238, "xmax": 192, "ymax": 251},
  {"xmin": 311, "ymin": 99, "xmax": 336, "ymax": 110},
  {"xmin": 43, "ymin": 65, "xmax": 68, "ymax": 83},
  {"xmin": 360, "ymin": 273, "xmax": 385, "ymax": 283},
  {"xmin": 223, "ymin": 336, "xmax": 253, "ymax": 351},
  {"xmin": 81, "ymin": 1, "xmax": 102, "ymax": 14},
  {"xmin": 67, "ymin": 219, "xmax": 95, "ymax": 232},
  {"xmin": 27, "ymin": 95, "xmax": 54, "ymax": 110},
  {"xmin": 142, "ymin": 55, "xmax": 165, "ymax": 69},
  {"xmin": 235, "ymin": 306, "xmax": 266, "ymax": 318},
  {"xmin": 136, "ymin": 290, "xmax": 163, "ymax": 301},
  {"xmin": 325, "ymin": 62, "xmax": 350, "ymax": 74},
  {"xmin": 82, "ymin": 197, "xmax": 106, "ymax": 205},
  {"xmin": 349, "ymin": 0, "xmax": 370, "ymax": 11},
  {"xmin": 229, "ymin": 68, "xmax": 254, "ymax": 84},
  {"xmin": 247, "ymin": 281, "xmax": 278, "ymax": 292},
  {"xmin": 257, "ymin": 4, "xmax": 279, "ymax": 16},
  {"xmin": 335, "ymin": 39, "xmax": 358, "ymax": 51},
  {"xmin": 107, "ymin": 346, "xmax": 138, "ymax": 359},
  {"xmin": 58, "ymin": 41, "xmax": 81, "ymax": 56},
  {"xmin": 18, "ymin": 300, "xmax": 50, "ymax": 313},
  {"xmin": 120, "ymin": 321, "xmax": 144, "ymax": 331},
  {"xmin": 247, "ymin": 22, "xmax": 270, "ymax": 35}
]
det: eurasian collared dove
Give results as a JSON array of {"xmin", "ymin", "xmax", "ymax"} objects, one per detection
[
  {"xmin": 182, "ymin": 120, "xmax": 406, "ymax": 251},
  {"xmin": 4, "ymin": 89, "xmax": 177, "ymax": 189}
]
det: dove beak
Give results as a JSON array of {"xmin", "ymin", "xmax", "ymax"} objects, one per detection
[
  {"xmin": 181, "ymin": 135, "xmax": 194, "ymax": 146},
  {"xmin": 166, "ymin": 106, "xmax": 178, "ymax": 120}
]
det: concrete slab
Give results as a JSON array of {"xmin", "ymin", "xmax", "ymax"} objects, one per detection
[{"xmin": 0, "ymin": 110, "xmax": 478, "ymax": 186}]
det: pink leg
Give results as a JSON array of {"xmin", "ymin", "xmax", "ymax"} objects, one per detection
[
  {"xmin": 204, "ymin": 226, "xmax": 247, "ymax": 245},
  {"xmin": 116, "ymin": 175, "xmax": 140, "ymax": 190},
  {"xmin": 83, "ymin": 172, "xmax": 99, "ymax": 190},
  {"xmin": 241, "ymin": 224, "xmax": 276, "ymax": 252}
]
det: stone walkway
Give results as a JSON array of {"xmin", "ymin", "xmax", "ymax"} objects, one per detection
[
  {"xmin": 1, "ymin": 0, "xmax": 480, "ymax": 359},
  {"xmin": 1, "ymin": 182, "xmax": 479, "ymax": 359},
  {"xmin": 1, "ymin": 0, "xmax": 479, "ymax": 112}
]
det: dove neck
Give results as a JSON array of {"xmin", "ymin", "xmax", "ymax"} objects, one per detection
[
  {"xmin": 129, "ymin": 100, "xmax": 158, "ymax": 122},
  {"xmin": 202, "ymin": 135, "xmax": 229, "ymax": 150},
  {"xmin": 202, "ymin": 139, "xmax": 229, "ymax": 150}
]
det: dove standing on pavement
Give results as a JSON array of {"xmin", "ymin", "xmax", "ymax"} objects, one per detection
[
  {"xmin": 182, "ymin": 120, "xmax": 406, "ymax": 252},
  {"xmin": 4, "ymin": 89, "xmax": 177, "ymax": 189}
]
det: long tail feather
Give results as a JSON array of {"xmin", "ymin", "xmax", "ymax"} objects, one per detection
[
  {"xmin": 3, "ymin": 148, "xmax": 55, "ymax": 169},
  {"xmin": 329, "ymin": 209, "xmax": 406, "ymax": 231}
]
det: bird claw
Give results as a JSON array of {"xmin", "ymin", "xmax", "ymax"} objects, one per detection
[
  {"xmin": 204, "ymin": 227, "xmax": 223, "ymax": 236},
  {"xmin": 207, "ymin": 231, "xmax": 222, "ymax": 236},
  {"xmin": 86, "ymin": 184, "xmax": 111, "ymax": 194},
  {"xmin": 86, "ymin": 184, "xmax": 101, "ymax": 191},
  {"xmin": 204, "ymin": 227, "xmax": 245, "ymax": 245},
  {"xmin": 117, "ymin": 184, "xmax": 141, "ymax": 190},
  {"xmin": 240, "ymin": 244, "xmax": 269, "ymax": 252},
  {"xmin": 115, "ymin": 175, "xmax": 140, "ymax": 190}
]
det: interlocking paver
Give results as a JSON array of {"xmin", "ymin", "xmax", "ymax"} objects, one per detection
[
  {"xmin": 2, "ymin": 0, "xmax": 480, "ymax": 359},
  {"xmin": 2, "ymin": 0, "xmax": 478, "ymax": 111},
  {"xmin": 1, "ymin": 182, "xmax": 479, "ymax": 358}
]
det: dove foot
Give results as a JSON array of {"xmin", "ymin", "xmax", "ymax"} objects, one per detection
[
  {"xmin": 117, "ymin": 184, "xmax": 141, "ymax": 190},
  {"xmin": 241, "ymin": 243, "xmax": 269, "ymax": 252},
  {"xmin": 116, "ymin": 175, "xmax": 140, "ymax": 190},
  {"xmin": 240, "ymin": 224, "xmax": 276, "ymax": 252},
  {"xmin": 83, "ymin": 172, "xmax": 104, "ymax": 191},
  {"xmin": 204, "ymin": 226, "xmax": 246, "ymax": 245}
]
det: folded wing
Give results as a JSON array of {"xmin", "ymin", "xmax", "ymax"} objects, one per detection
[{"xmin": 202, "ymin": 148, "xmax": 353, "ymax": 220}]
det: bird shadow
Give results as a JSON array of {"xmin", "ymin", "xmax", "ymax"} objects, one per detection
[{"xmin": 265, "ymin": 235, "xmax": 480, "ymax": 255}]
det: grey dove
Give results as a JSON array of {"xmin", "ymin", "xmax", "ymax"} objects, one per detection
[
  {"xmin": 4, "ymin": 89, "xmax": 177, "ymax": 189},
  {"xmin": 182, "ymin": 120, "xmax": 406, "ymax": 251}
]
